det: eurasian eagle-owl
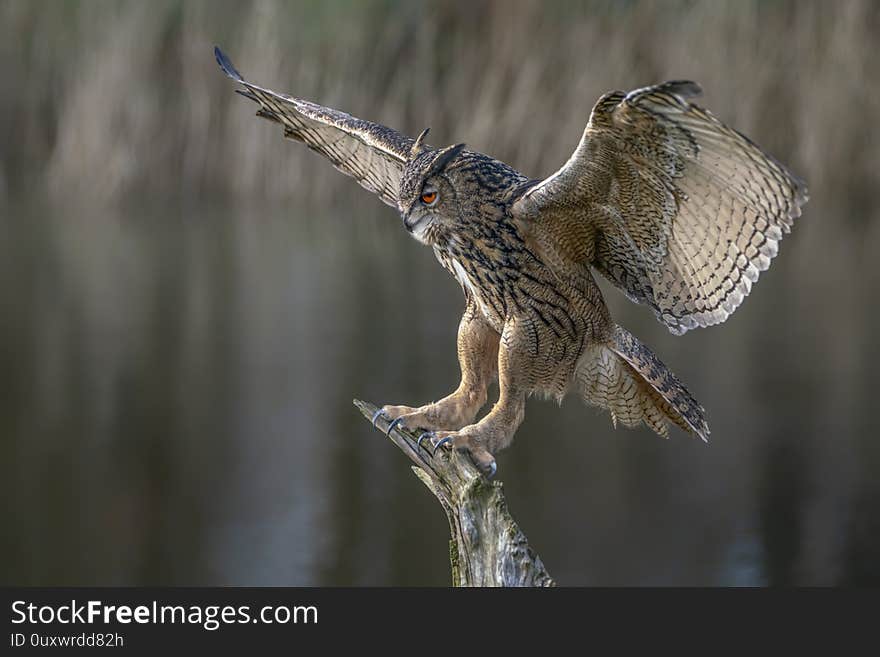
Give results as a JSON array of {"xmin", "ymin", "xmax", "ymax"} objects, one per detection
[{"xmin": 216, "ymin": 47, "xmax": 807, "ymax": 478}]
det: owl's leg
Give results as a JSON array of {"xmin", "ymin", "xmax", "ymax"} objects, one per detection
[
  {"xmin": 379, "ymin": 303, "xmax": 499, "ymax": 433},
  {"xmin": 430, "ymin": 318, "xmax": 530, "ymax": 477}
]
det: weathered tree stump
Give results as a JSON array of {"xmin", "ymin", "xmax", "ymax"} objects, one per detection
[{"xmin": 354, "ymin": 399, "xmax": 556, "ymax": 587}]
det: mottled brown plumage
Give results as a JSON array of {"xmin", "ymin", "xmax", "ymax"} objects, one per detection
[{"xmin": 217, "ymin": 48, "xmax": 808, "ymax": 477}]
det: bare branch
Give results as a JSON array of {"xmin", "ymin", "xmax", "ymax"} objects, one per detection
[{"xmin": 354, "ymin": 399, "xmax": 556, "ymax": 587}]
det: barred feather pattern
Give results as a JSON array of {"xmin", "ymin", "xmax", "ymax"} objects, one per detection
[
  {"xmin": 576, "ymin": 325, "xmax": 709, "ymax": 440},
  {"xmin": 513, "ymin": 81, "xmax": 808, "ymax": 334},
  {"xmin": 215, "ymin": 47, "xmax": 413, "ymax": 208}
]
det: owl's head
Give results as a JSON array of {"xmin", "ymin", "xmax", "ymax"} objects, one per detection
[{"xmin": 397, "ymin": 128, "xmax": 468, "ymax": 245}]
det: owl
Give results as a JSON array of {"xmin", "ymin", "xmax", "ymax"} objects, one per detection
[{"xmin": 216, "ymin": 47, "xmax": 807, "ymax": 478}]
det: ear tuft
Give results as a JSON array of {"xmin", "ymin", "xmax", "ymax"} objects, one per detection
[
  {"xmin": 410, "ymin": 128, "xmax": 430, "ymax": 158},
  {"xmin": 427, "ymin": 143, "xmax": 466, "ymax": 177}
]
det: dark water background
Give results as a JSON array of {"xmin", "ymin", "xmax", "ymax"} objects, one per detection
[
  {"xmin": 2, "ymin": 195, "xmax": 878, "ymax": 586},
  {"xmin": 1, "ymin": 0, "xmax": 879, "ymax": 585}
]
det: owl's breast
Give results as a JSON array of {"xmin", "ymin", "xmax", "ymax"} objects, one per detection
[{"xmin": 434, "ymin": 247, "xmax": 507, "ymax": 332}]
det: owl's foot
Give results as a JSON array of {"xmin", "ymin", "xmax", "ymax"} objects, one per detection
[
  {"xmin": 428, "ymin": 429, "xmax": 497, "ymax": 479},
  {"xmin": 374, "ymin": 402, "xmax": 499, "ymax": 478},
  {"xmin": 378, "ymin": 394, "xmax": 483, "ymax": 435}
]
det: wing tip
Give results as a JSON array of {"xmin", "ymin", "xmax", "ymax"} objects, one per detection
[
  {"xmin": 626, "ymin": 80, "xmax": 703, "ymax": 106},
  {"xmin": 694, "ymin": 413, "xmax": 711, "ymax": 443},
  {"xmin": 214, "ymin": 45, "xmax": 244, "ymax": 83},
  {"xmin": 663, "ymin": 80, "xmax": 702, "ymax": 99},
  {"xmin": 792, "ymin": 174, "xmax": 810, "ymax": 208}
]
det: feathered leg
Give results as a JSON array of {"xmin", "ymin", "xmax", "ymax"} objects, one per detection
[
  {"xmin": 430, "ymin": 317, "xmax": 532, "ymax": 477},
  {"xmin": 381, "ymin": 302, "xmax": 499, "ymax": 432}
]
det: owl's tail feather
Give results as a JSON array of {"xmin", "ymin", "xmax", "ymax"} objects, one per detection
[{"xmin": 575, "ymin": 325, "xmax": 709, "ymax": 441}]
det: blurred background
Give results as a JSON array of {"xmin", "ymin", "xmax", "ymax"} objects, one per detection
[{"xmin": 2, "ymin": 0, "xmax": 879, "ymax": 586}]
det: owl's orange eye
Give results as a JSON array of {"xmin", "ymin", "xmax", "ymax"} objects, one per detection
[{"xmin": 421, "ymin": 191, "xmax": 437, "ymax": 205}]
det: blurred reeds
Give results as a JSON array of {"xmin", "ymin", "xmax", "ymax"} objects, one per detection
[{"xmin": 1, "ymin": 0, "xmax": 878, "ymax": 219}]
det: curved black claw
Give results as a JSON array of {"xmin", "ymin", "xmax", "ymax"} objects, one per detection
[
  {"xmin": 486, "ymin": 461, "xmax": 497, "ymax": 480},
  {"xmin": 386, "ymin": 417, "xmax": 404, "ymax": 437},
  {"xmin": 432, "ymin": 436, "xmax": 453, "ymax": 454},
  {"xmin": 371, "ymin": 408, "xmax": 387, "ymax": 428},
  {"xmin": 416, "ymin": 432, "xmax": 434, "ymax": 454}
]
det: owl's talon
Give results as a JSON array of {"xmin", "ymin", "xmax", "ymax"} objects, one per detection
[
  {"xmin": 417, "ymin": 432, "xmax": 434, "ymax": 454},
  {"xmin": 371, "ymin": 409, "xmax": 387, "ymax": 427},
  {"xmin": 386, "ymin": 417, "xmax": 404, "ymax": 437},
  {"xmin": 432, "ymin": 436, "xmax": 453, "ymax": 454}
]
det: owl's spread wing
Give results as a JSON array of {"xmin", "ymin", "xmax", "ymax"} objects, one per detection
[
  {"xmin": 512, "ymin": 81, "xmax": 808, "ymax": 334},
  {"xmin": 216, "ymin": 47, "xmax": 413, "ymax": 207}
]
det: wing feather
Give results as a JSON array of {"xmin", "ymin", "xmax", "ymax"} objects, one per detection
[
  {"xmin": 216, "ymin": 46, "xmax": 412, "ymax": 207},
  {"xmin": 512, "ymin": 81, "xmax": 808, "ymax": 334}
]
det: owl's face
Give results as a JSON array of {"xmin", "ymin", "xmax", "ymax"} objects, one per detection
[{"xmin": 398, "ymin": 144, "xmax": 467, "ymax": 246}]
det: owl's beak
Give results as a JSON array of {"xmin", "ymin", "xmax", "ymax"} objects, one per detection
[
  {"xmin": 403, "ymin": 213, "xmax": 421, "ymax": 233},
  {"xmin": 402, "ymin": 212, "xmax": 431, "ymax": 242}
]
